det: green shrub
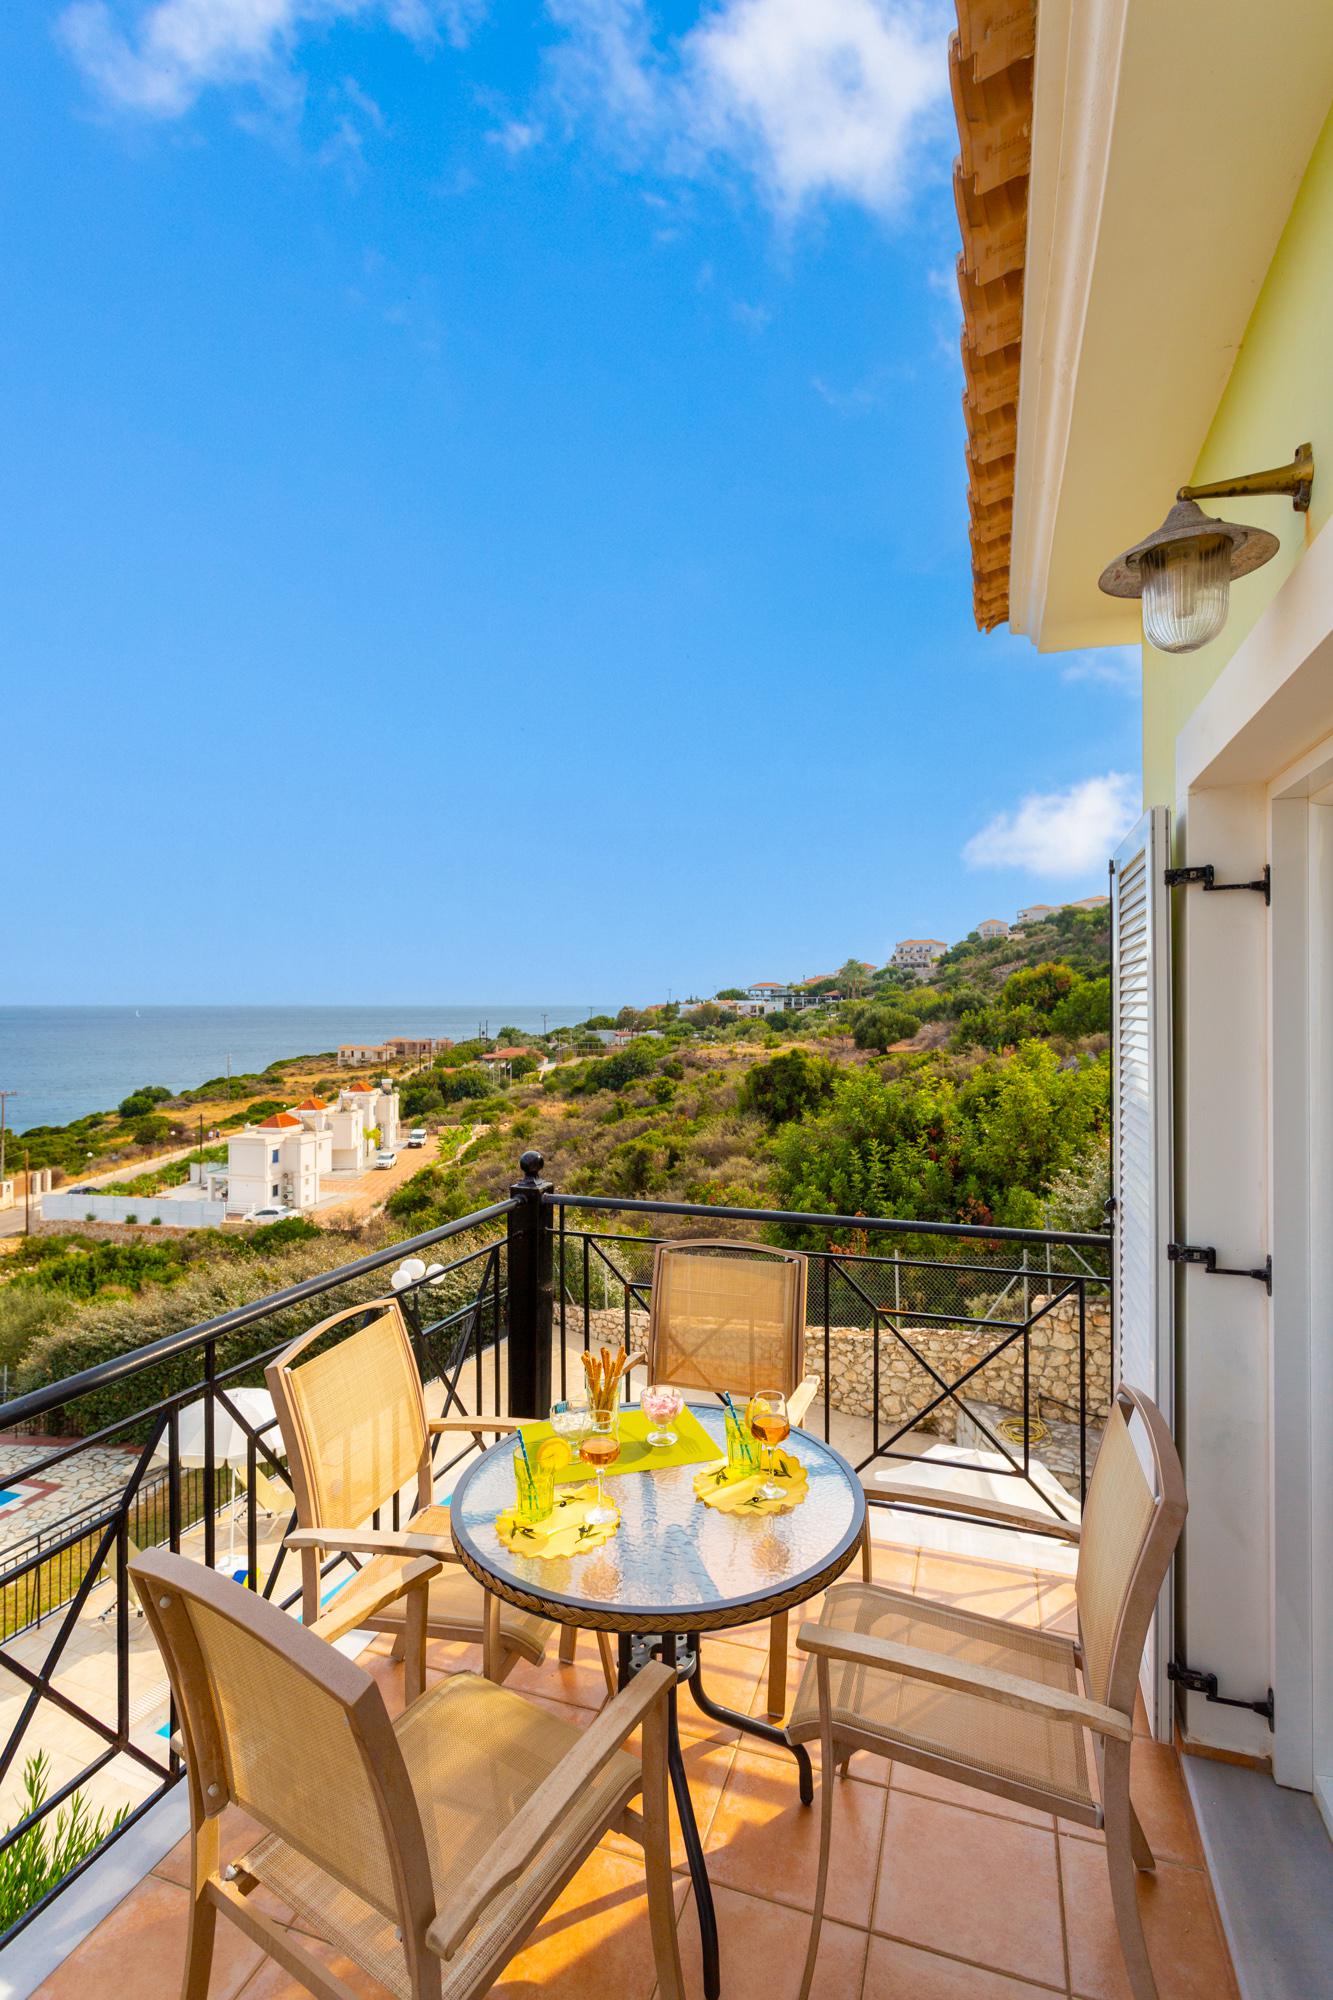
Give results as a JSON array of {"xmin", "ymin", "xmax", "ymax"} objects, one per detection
[
  {"xmin": 0, "ymin": 1753, "xmax": 129, "ymax": 1932},
  {"xmin": 738, "ymin": 1049, "xmax": 836, "ymax": 1126},
  {"xmin": 437, "ymin": 1068, "xmax": 491, "ymax": 1104},
  {"xmin": 849, "ymin": 1005, "xmax": 920, "ymax": 1051},
  {"xmin": 117, "ymin": 1086, "xmax": 172, "ymax": 1119},
  {"xmin": 129, "ymin": 1116, "xmax": 171, "ymax": 1148},
  {"xmin": 597, "ymin": 1041, "xmax": 657, "ymax": 1092}
]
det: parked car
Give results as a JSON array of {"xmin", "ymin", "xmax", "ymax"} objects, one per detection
[
  {"xmin": 375, "ymin": 1149, "xmax": 397, "ymax": 1169},
  {"xmin": 243, "ymin": 1205, "xmax": 296, "ymax": 1223},
  {"xmin": 408, "ymin": 1127, "xmax": 427, "ymax": 1147}
]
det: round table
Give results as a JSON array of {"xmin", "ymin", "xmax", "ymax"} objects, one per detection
[{"xmin": 449, "ymin": 1404, "xmax": 866, "ymax": 2000}]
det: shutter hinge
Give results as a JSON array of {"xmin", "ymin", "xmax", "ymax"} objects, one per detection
[
  {"xmin": 1168, "ymin": 1659, "xmax": 1275, "ymax": 1730},
  {"xmin": 1167, "ymin": 1243, "xmax": 1272, "ymax": 1293},
  {"xmin": 1164, "ymin": 863, "xmax": 1270, "ymax": 905}
]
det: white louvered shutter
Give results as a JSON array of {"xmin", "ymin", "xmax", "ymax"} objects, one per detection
[{"xmin": 1110, "ymin": 806, "xmax": 1174, "ymax": 1738}]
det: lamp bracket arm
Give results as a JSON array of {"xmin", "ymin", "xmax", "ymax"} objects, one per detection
[{"xmin": 1178, "ymin": 442, "xmax": 1313, "ymax": 514}]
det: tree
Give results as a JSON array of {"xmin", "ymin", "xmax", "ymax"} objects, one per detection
[
  {"xmin": 130, "ymin": 1115, "xmax": 171, "ymax": 1148},
  {"xmin": 598, "ymin": 1041, "xmax": 657, "ymax": 1091},
  {"xmin": 834, "ymin": 958, "xmax": 871, "ymax": 999},
  {"xmin": 1050, "ymin": 975, "xmax": 1111, "ymax": 1037},
  {"xmin": 739, "ymin": 1049, "xmax": 836, "ymax": 1126},
  {"xmin": 509, "ymin": 1054, "xmax": 539, "ymax": 1080},
  {"xmin": 581, "ymin": 1016, "xmax": 617, "ymax": 1031},
  {"xmin": 118, "ymin": 1086, "xmax": 172, "ymax": 1120},
  {"xmin": 716, "ymin": 988, "xmax": 747, "ymax": 1001},
  {"xmin": 437, "ymin": 1067, "xmax": 491, "ymax": 1103},
  {"xmin": 1001, "ymin": 962, "xmax": 1076, "ymax": 1014},
  {"xmin": 849, "ymin": 1005, "xmax": 920, "ymax": 1052}
]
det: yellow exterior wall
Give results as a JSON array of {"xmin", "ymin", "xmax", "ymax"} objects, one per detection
[{"xmin": 1142, "ymin": 102, "xmax": 1333, "ymax": 806}]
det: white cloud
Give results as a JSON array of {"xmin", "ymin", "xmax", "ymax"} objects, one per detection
[
  {"xmin": 58, "ymin": 0, "xmax": 951, "ymax": 224},
  {"xmin": 56, "ymin": 0, "xmax": 482, "ymax": 118},
  {"xmin": 1060, "ymin": 647, "xmax": 1140, "ymax": 694},
  {"xmin": 963, "ymin": 773, "xmax": 1139, "ymax": 878},
  {"xmin": 545, "ymin": 0, "xmax": 950, "ymax": 216},
  {"xmin": 684, "ymin": 0, "xmax": 948, "ymax": 214}
]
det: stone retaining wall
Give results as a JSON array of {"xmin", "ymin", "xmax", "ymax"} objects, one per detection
[{"xmin": 579, "ymin": 1295, "xmax": 1111, "ymax": 1439}]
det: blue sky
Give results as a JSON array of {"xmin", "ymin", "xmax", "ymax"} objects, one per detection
[{"xmin": 3, "ymin": 1, "xmax": 1141, "ymax": 1006}]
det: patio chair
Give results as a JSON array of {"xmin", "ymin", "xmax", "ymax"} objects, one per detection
[
  {"xmin": 645, "ymin": 1239, "xmax": 872, "ymax": 1716},
  {"xmin": 267, "ymin": 1298, "xmax": 615, "ymax": 1701},
  {"xmin": 130, "ymin": 1547, "xmax": 685, "ymax": 2000},
  {"xmin": 790, "ymin": 1383, "xmax": 1186, "ymax": 2000}
]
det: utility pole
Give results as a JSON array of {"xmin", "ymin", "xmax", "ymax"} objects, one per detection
[{"xmin": 23, "ymin": 1152, "xmax": 30, "ymax": 1235}]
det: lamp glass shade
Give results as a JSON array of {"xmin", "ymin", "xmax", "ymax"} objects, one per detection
[{"xmin": 1139, "ymin": 534, "xmax": 1231, "ymax": 653}]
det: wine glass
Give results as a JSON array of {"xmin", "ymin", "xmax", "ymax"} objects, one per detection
[
  {"xmin": 579, "ymin": 1410, "xmax": 621, "ymax": 1526},
  {"xmin": 550, "ymin": 1385, "xmax": 592, "ymax": 1452},
  {"xmin": 640, "ymin": 1382, "xmax": 684, "ymax": 1448},
  {"xmin": 746, "ymin": 1389, "xmax": 790, "ymax": 1502}
]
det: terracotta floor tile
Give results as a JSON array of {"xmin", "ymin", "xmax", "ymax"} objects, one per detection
[
  {"xmin": 864, "ymin": 1540, "xmax": 919, "ymax": 1594},
  {"xmin": 703, "ymin": 1749, "xmax": 887, "ymax": 1924},
  {"xmin": 234, "ymin": 1932, "xmax": 388, "ymax": 1999},
  {"xmin": 890, "ymin": 1762, "xmax": 1056, "ymax": 1829},
  {"xmin": 503, "ymin": 1648, "xmax": 616, "ymax": 1711},
  {"xmin": 913, "ymin": 1556, "xmax": 1045, "ymax": 1629},
  {"xmin": 872, "ymin": 1791, "xmax": 1066, "ymax": 1990},
  {"xmin": 31, "ymin": 1872, "xmax": 263, "ymax": 2000},
  {"xmin": 1036, "ymin": 1576, "xmax": 1079, "ymax": 1638},
  {"xmin": 862, "ymin": 1934, "xmax": 1066, "ymax": 1998},
  {"xmin": 674, "ymin": 1643, "xmax": 767, "ymax": 1744},
  {"xmin": 1060, "ymin": 1742, "xmax": 1201, "ymax": 1868},
  {"xmin": 602, "ymin": 1735, "xmax": 737, "ymax": 1872},
  {"xmin": 1059, "ymin": 1835, "xmax": 1238, "ymax": 2000},
  {"xmin": 674, "ymin": 1881, "xmax": 869, "ymax": 2000},
  {"xmin": 491, "ymin": 1845, "xmax": 687, "ymax": 1999}
]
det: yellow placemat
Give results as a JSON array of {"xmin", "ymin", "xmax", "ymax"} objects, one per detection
[
  {"xmin": 495, "ymin": 1483, "xmax": 620, "ymax": 1559},
  {"xmin": 692, "ymin": 1448, "xmax": 809, "ymax": 1516},
  {"xmin": 520, "ymin": 1403, "xmax": 718, "ymax": 1483}
]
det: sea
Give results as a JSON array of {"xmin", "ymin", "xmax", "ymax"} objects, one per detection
[{"xmin": 0, "ymin": 1005, "xmax": 615, "ymax": 1135}]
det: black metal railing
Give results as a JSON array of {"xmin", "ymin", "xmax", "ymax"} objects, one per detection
[{"xmin": 0, "ymin": 1153, "xmax": 1110, "ymax": 1949}]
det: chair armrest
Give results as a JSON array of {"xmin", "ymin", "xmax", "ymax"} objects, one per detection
[
  {"xmin": 428, "ymin": 1417, "xmax": 522, "ymax": 1437},
  {"xmin": 795, "ymin": 1624, "xmax": 1130, "ymax": 1742},
  {"xmin": 311, "ymin": 1555, "xmax": 440, "ymax": 1644},
  {"xmin": 285, "ymin": 1526, "xmax": 461, "ymax": 1563},
  {"xmin": 427, "ymin": 1660, "xmax": 675, "ymax": 1960},
  {"xmin": 876, "ymin": 1480, "xmax": 1081, "ymax": 1542},
  {"xmin": 788, "ymin": 1376, "xmax": 821, "ymax": 1427}
]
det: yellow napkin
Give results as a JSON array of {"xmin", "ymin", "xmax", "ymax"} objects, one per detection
[
  {"xmin": 692, "ymin": 1449, "xmax": 808, "ymax": 1516},
  {"xmin": 495, "ymin": 1483, "xmax": 620, "ymax": 1559}
]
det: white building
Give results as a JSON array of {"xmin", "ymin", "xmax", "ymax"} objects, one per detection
[
  {"xmin": 975, "ymin": 917, "xmax": 1010, "ymax": 940},
  {"xmin": 1013, "ymin": 904, "xmax": 1056, "ymax": 927},
  {"xmin": 891, "ymin": 938, "xmax": 948, "ymax": 968},
  {"xmin": 223, "ymin": 1083, "xmax": 399, "ymax": 1215},
  {"xmin": 225, "ymin": 1114, "xmax": 324, "ymax": 1217}
]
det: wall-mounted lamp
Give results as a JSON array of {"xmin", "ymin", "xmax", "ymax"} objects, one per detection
[{"xmin": 1097, "ymin": 442, "xmax": 1313, "ymax": 654}]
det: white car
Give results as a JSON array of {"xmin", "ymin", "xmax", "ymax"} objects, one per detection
[
  {"xmin": 243, "ymin": 1205, "xmax": 296, "ymax": 1224},
  {"xmin": 375, "ymin": 1149, "xmax": 397, "ymax": 1169},
  {"xmin": 408, "ymin": 1127, "xmax": 428, "ymax": 1148}
]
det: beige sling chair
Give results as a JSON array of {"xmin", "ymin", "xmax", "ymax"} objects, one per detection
[
  {"xmin": 130, "ymin": 1547, "xmax": 685, "ymax": 2000},
  {"xmin": 791, "ymin": 1383, "xmax": 1187, "ymax": 2000},
  {"xmin": 266, "ymin": 1298, "xmax": 616, "ymax": 1702},
  {"xmin": 644, "ymin": 1240, "xmax": 872, "ymax": 1717}
]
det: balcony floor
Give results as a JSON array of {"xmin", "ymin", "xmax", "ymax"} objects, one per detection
[{"xmin": 26, "ymin": 1523, "xmax": 1239, "ymax": 2000}]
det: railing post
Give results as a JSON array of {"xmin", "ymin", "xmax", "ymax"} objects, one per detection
[{"xmin": 507, "ymin": 1151, "xmax": 553, "ymax": 1419}]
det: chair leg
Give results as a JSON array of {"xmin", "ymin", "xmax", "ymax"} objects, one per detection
[
  {"xmin": 860, "ymin": 1514, "xmax": 872, "ymax": 1582},
  {"xmin": 482, "ymin": 1589, "xmax": 501, "ymax": 1682},
  {"xmin": 559, "ymin": 1624, "xmax": 578, "ymax": 1666},
  {"xmin": 1102, "ymin": 1740, "xmax": 1159, "ymax": 2000},
  {"xmin": 1130, "ymin": 1800, "xmax": 1156, "ymax": 1873},
  {"xmin": 767, "ymin": 1609, "xmax": 789, "ymax": 1719},
  {"xmin": 183, "ymin": 1820, "xmax": 219, "ymax": 2000},
  {"xmin": 641, "ymin": 1691, "xmax": 686, "ymax": 2000},
  {"xmin": 799, "ymin": 1658, "xmax": 835, "ymax": 2000},
  {"xmin": 596, "ymin": 1629, "xmax": 618, "ymax": 1699},
  {"xmin": 404, "ymin": 1577, "xmax": 429, "ymax": 1704},
  {"xmin": 389, "ymin": 1631, "xmax": 406, "ymax": 1662}
]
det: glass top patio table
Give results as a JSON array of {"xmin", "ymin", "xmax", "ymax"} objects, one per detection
[{"xmin": 448, "ymin": 1402, "xmax": 865, "ymax": 1634}]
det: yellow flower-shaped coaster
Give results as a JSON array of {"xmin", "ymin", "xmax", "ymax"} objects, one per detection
[
  {"xmin": 692, "ymin": 1449, "xmax": 809, "ymax": 1516},
  {"xmin": 495, "ymin": 1483, "xmax": 620, "ymax": 1559}
]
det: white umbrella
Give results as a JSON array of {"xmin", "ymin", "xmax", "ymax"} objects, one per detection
[{"xmin": 157, "ymin": 1387, "xmax": 277, "ymax": 1570}]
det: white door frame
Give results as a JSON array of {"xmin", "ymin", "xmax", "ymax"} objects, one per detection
[{"xmin": 1269, "ymin": 743, "xmax": 1333, "ymax": 1820}]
